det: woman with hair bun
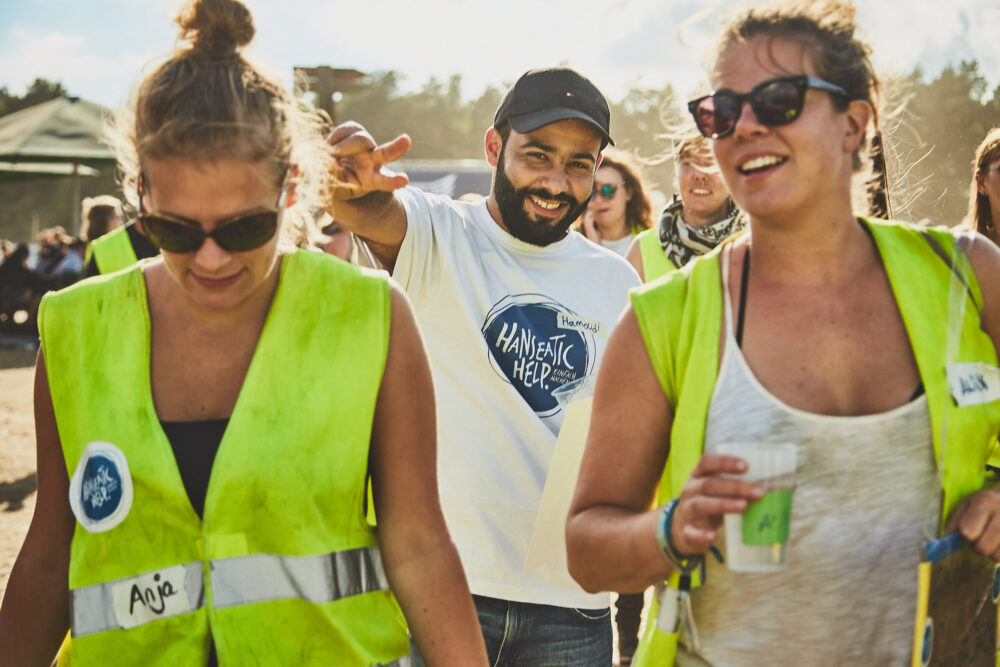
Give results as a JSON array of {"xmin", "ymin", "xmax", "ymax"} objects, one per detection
[
  {"xmin": 568, "ymin": 1, "xmax": 1000, "ymax": 665},
  {"xmin": 0, "ymin": 1, "xmax": 486, "ymax": 665}
]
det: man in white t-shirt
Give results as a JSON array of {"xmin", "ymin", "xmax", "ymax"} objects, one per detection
[{"xmin": 327, "ymin": 68, "xmax": 640, "ymax": 665}]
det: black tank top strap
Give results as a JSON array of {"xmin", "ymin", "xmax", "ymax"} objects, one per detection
[{"xmin": 736, "ymin": 246, "xmax": 750, "ymax": 348}]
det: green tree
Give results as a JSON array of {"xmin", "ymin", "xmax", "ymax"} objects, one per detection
[
  {"xmin": 333, "ymin": 70, "xmax": 403, "ymax": 145},
  {"xmin": 328, "ymin": 64, "xmax": 1000, "ymax": 229},
  {"xmin": 608, "ymin": 84, "xmax": 686, "ymax": 196},
  {"xmin": 403, "ymin": 75, "xmax": 467, "ymax": 159},
  {"xmin": 337, "ymin": 72, "xmax": 503, "ymax": 160},
  {"xmin": 890, "ymin": 61, "xmax": 998, "ymax": 224},
  {"xmin": 459, "ymin": 84, "xmax": 504, "ymax": 157},
  {"xmin": 0, "ymin": 78, "xmax": 67, "ymax": 117}
]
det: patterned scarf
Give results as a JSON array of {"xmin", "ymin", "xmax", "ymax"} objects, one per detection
[{"xmin": 657, "ymin": 194, "xmax": 746, "ymax": 268}]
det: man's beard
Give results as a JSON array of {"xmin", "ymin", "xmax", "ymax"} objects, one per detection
[{"xmin": 493, "ymin": 148, "xmax": 591, "ymax": 247}]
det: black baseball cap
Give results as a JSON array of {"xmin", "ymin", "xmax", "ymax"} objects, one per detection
[{"xmin": 493, "ymin": 68, "xmax": 614, "ymax": 148}]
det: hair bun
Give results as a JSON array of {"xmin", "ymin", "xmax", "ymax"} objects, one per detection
[{"xmin": 176, "ymin": 0, "xmax": 254, "ymax": 56}]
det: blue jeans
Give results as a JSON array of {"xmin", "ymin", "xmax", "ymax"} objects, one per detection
[{"xmin": 412, "ymin": 594, "xmax": 612, "ymax": 666}]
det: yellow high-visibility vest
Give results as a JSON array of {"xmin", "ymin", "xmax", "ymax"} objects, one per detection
[
  {"xmin": 39, "ymin": 249, "xmax": 409, "ymax": 666},
  {"xmin": 635, "ymin": 228, "xmax": 675, "ymax": 282},
  {"xmin": 90, "ymin": 225, "xmax": 139, "ymax": 274},
  {"xmin": 629, "ymin": 219, "xmax": 1000, "ymax": 666}
]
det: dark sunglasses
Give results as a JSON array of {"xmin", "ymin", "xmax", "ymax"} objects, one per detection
[
  {"xmin": 687, "ymin": 75, "xmax": 849, "ymax": 139},
  {"xmin": 594, "ymin": 184, "xmax": 619, "ymax": 200},
  {"xmin": 137, "ymin": 174, "xmax": 288, "ymax": 253}
]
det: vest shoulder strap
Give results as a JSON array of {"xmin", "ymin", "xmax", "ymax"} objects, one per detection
[
  {"xmin": 39, "ymin": 265, "xmax": 147, "ymax": 468},
  {"xmin": 631, "ymin": 246, "xmax": 727, "ymax": 499},
  {"xmin": 638, "ymin": 228, "xmax": 675, "ymax": 282},
  {"xmin": 917, "ymin": 224, "xmax": 984, "ymax": 313},
  {"xmin": 91, "ymin": 226, "xmax": 138, "ymax": 275}
]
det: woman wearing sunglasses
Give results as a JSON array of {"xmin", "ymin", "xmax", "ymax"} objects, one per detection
[
  {"xmin": 578, "ymin": 148, "xmax": 652, "ymax": 257},
  {"xmin": 567, "ymin": 1, "xmax": 1000, "ymax": 665},
  {"xmin": 0, "ymin": 1, "xmax": 487, "ymax": 665},
  {"xmin": 626, "ymin": 129, "xmax": 744, "ymax": 282}
]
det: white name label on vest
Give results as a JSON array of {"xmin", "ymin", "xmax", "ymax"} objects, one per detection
[
  {"xmin": 111, "ymin": 565, "xmax": 191, "ymax": 629},
  {"xmin": 946, "ymin": 363, "xmax": 1000, "ymax": 407}
]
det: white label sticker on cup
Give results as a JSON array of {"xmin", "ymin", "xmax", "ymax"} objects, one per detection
[
  {"xmin": 946, "ymin": 363, "xmax": 1000, "ymax": 407},
  {"xmin": 111, "ymin": 565, "xmax": 191, "ymax": 629}
]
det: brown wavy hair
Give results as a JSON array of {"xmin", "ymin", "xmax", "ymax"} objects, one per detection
[
  {"xmin": 598, "ymin": 148, "xmax": 653, "ymax": 234},
  {"xmin": 970, "ymin": 127, "xmax": 1000, "ymax": 237}
]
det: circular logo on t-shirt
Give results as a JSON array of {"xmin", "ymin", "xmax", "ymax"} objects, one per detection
[
  {"xmin": 482, "ymin": 294, "xmax": 596, "ymax": 416},
  {"xmin": 69, "ymin": 441, "xmax": 133, "ymax": 533}
]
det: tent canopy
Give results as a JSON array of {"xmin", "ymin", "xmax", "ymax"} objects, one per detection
[
  {"xmin": 0, "ymin": 97, "xmax": 118, "ymax": 234},
  {"xmin": 0, "ymin": 96, "xmax": 116, "ymax": 165},
  {"xmin": 0, "ymin": 161, "xmax": 100, "ymax": 177}
]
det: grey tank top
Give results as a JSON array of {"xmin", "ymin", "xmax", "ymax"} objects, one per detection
[{"xmin": 676, "ymin": 246, "xmax": 940, "ymax": 667}]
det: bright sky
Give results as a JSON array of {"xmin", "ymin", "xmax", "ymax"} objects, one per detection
[{"xmin": 1, "ymin": 0, "xmax": 998, "ymax": 114}]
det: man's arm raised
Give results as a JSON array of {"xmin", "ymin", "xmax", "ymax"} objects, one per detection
[{"xmin": 325, "ymin": 122, "xmax": 412, "ymax": 271}]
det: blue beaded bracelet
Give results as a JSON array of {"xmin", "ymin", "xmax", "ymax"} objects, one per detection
[{"xmin": 655, "ymin": 499, "xmax": 701, "ymax": 575}]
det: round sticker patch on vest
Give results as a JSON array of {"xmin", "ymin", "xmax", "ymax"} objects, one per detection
[{"xmin": 69, "ymin": 441, "xmax": 134, "ymax": 533}]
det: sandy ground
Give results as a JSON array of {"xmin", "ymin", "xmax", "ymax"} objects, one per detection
[{"xmin": 0, "ymin": 347, "xmax": 40, "ymax": 604}]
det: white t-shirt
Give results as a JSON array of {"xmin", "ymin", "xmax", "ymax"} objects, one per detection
[
  {"xmin": 599, "ymin": 234, "xmax": 634, "ymax": 257},
  {"xmin": 395, "ymin": 187, "xmax": 640, "ymax": 608}
]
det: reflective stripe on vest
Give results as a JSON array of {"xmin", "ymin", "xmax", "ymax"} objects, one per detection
[
  {"xmin": 71, "ymin": 561, "xmax": 203, "ymax": 637},
  {"xmin": 212, "ymin": 545, "xmax": 389, "ymax": 608},
  {"xmin": 71, "ymin": 545, "xmax": 389, "ymax": 637}
]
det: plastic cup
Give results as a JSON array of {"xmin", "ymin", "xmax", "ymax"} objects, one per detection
[{"xmin": 714, "ymin": 441, "xmax": 797, "ymax": 572}]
